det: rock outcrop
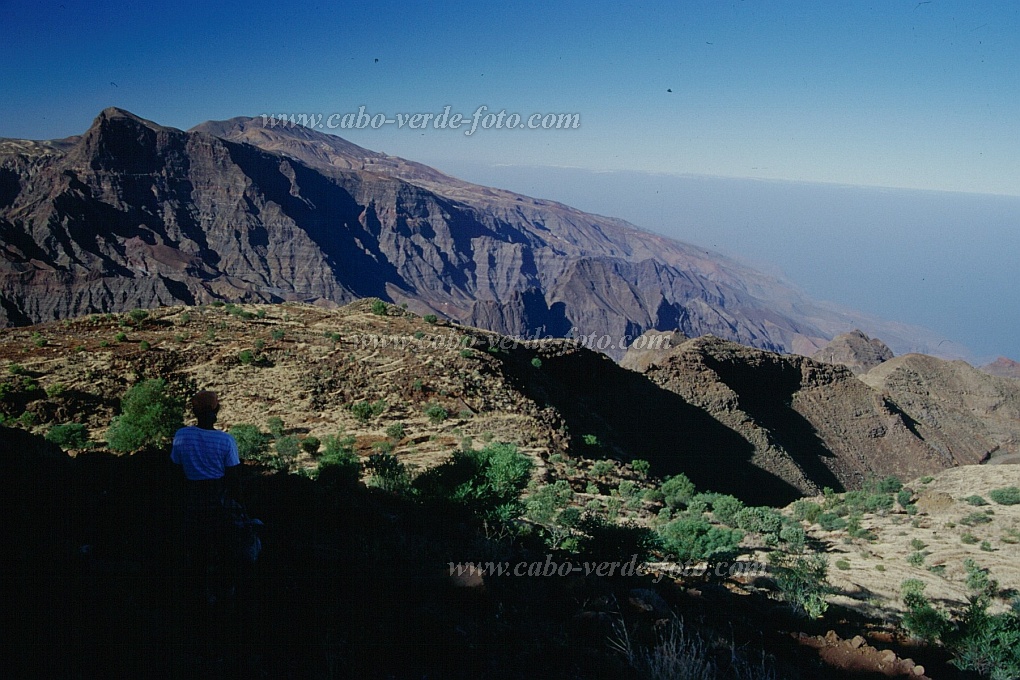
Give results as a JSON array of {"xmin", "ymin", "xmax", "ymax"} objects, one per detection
[
  {"xmin": 859, "ymin": 354, "xmax": 1020, "ymax": 463},
  {"xmin": 811, "ymin": 329, "xmax": 893, "ymax": 374},
  {"xmin": 621, "ymin": 331, "xmax": 1019, "ymax": 496}
]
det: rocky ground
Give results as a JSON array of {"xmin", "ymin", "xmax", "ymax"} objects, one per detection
[{"xmin": 2, "ymin": 302, "xmax": 1018, "ymax": 678}]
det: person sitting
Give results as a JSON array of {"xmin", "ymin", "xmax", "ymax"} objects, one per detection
[{"xmin": 171, "ymin": 390, "xmax": 241, "ymax": 603}]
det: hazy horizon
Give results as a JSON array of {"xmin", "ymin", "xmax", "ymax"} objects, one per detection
[{"xmin": 421, "ymin": 160, "xmax": 1020, "ymax": 364}]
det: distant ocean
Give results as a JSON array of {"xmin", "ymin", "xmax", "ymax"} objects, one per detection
[{"xmin": 430, "ymin": 161, "xmax": 1020, "ymax": 364}]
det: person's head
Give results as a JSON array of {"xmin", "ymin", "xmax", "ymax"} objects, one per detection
[{"xmin": 191, "ymin": 390, "xmax": 219, "ymax": 428}]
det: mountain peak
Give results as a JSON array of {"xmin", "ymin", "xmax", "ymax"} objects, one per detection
[
  {"xmin": 91, "ymin": 107, "xmax": 167, "ymax": 132},
  {"xmin": 811, "ymin": 329, "xmax": 894, "ymax": 374},
  {"xmin": 980, "ymin": 356, "xmax": 1020, "ymax": 380}
]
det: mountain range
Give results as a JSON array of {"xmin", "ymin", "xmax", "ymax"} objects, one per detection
[{"xmin": 0, "ymin": 107, "xmax": 969, "ymax": 359}]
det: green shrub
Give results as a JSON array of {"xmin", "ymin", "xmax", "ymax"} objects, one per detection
[
  {"xmin": 962, "ymin": 533, "xmax": 979, "ymax": 545},
  {"xmin": 128, "ymin": 308, "xmax": 149, "ymax": 324},
  {"xmin": 423, "ymin": 314, "xmax": 438, "ymax": 324},
  {"xmin": 872, "ymin": 475, "xmax": 903, "ymax": 493},
  {"xmin": 229, "ymin": 424, "xmax": 269, "ymax": 461},
  {"xmin": 780, "ymin": 524, "xmax": 806, "ymax": 551},
  {"xmin": 423, "ymin": 402, "xmax": 448, "ymax": 424},
  {"xmin": 530, "ymin": 356, "xmax": 542, "ymax": 369},
  {"xmin": 591, "ymin": 459, "xmax": 615, "ymax": 477},
  {"xmin": 964, "ymin": 495, "xmax": 989, "ymax": 506},
  {"xmin": 989, "ymin": 487, "xmax": 1020, "ymax": 506},
  {"xmin": 582, "ymin": 433, "xmax": 600, "ymax": 447},
  {"xmin": 275, "ymin": 435, "xmax": 300, "ymax": 460},
  {"xmin": 45, "ymin": 382, "xmax": 67, "ymax": 398},
  {"xmin": 949, "ymin": 598, "xmax": 1020, "ymax": 679},
  {"xmin": 658, "ymin": 516, "xmax": 744, "ymax": 562},
  {"xmin": 660, "ymin": 473, "xmax": 696, "ymax": 510},
  {"xmin": 907, "ymin": 551, "xmax": 926, "ymax": 567},
  {"xmin": 238, "ymin": 349, "xmax": 255, "ymax": 365},
  {"xmin": 710, "ymin": 494, "xmax": 744, "ymax": 526},
  {"xmin": 370, "ymin": 299, "xmax": 388, "ymax": 315},
  {"xmin": 410, "ymin": 442, "xmax": 533, "ymax": 521},
  {"xmin": 910, "ymin": 538, "xmax": 927, "ymax": 551},
  {"xmin": 267, "ymin": 416, "xmax": 285, "ymax": 438},
  {"xmin": 385, "ymin": 422, "xmax": 405, "ymax": 440},
  {"xmin": 301, "ymin": 436, "xmax": 321, "ymax": 455},
  {"xmin": 792, "ymin": 500, "xmax": 823, "ymax": 524},
  {"xmin": 350, "ymin": 398, "xmax": 386, "ymax": 423},
  {"xmin": 643, "ymin": 488, "xmax": 665, "ymax": 504},
  {"xmin": 961, "ymin": 512, "xmax": 993, "ymax": 527},
  {"xmin": 684, "ymin": 493, "xmax": 711, "ymax": 516},
  {"xmin": 574, "ymin": 513, "xmax": 657, "ymax": 564},
  {"xmin": 900, "ymin": 579, "xmax": 952, "ymax": 644},
  {"xmin": 45, "ymin": 423, "xmax": 89, "ymax": 449},
  {"xmin": 115, "ymin": 332, "xmax": 127, "ymax": 342},
  {"xmin": 316, "ymin": 444, "xmax": 361, "ymax": 489},
  {"xmin": 734, "ymin": 506, "xmax": 784, "ymax": 538},
  {"xmin": 271, "ymin": 329, "xmax": 285, "ymax": 341},
  {"xmin": 768, "ymin": 552, "xmax": 831, "ymax": 618},
  {"xmin": 817, "ymin": 512, "xmax": 846, "ymax": 531},
  {"xmin": 139, "ymin": 341, "xmax": 151, "ymax": 351},
  {"xmin": 835, "ymin": 559, "xmax": 850, "ymax": 570},
  {"xmin": 525, "ymin": 480, "xmax": 574, "ymax": 524},
  {"xmin": 631, "ymin": 458, "xmax": 650, "ymax": 476},
  {"xmin": 964, "ymin": 559, "xmax": 995, "ymax": 596},
  {"xmin": 557, "ymin": 506, "xmax": 582, "ymax": 528},
  {"xmin": 106, "ymin": 379, "xmax": 184, "ymax": 452}
]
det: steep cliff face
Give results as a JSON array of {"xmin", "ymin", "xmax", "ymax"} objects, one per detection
[
  {"xmin": 622, "ymin": 334, "xmax": 972, "ymax": 495},
  {"xmin": 0, "ymin": 108, "xmax": 948, "ymax": 358}
]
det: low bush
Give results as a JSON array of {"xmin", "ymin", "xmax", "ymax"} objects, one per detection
[
  {"xmin": 989, "ymin": 487, "xmax": 1020, "ymax": 506},
  {"xmin": 657, "ymin": 516, "xmax": 744, "ymax": 562},
  {"xmin": 660, "ymin": 473, "xmax": 696, "ymax": 510},
  {"xmin": 106, "ymin": 379, "xmax": 184, "ymax": 452},
  {"xmin": 229, "ymin": 424, "xmax": 269, "ymax": 461},
  {"xmin": 45, "ymin": 423, "xmax": 89, "ymax": 449},
  {"xmin": 385, "ymin": 422, "xmax": 405, "ymax": 440},
  {"xmin": 768, "ymin": 552, "xmax": 831, "ymax": 618},
  {"xmin": 423, "ymin": 402, "xmax": 447, "ymax": 424},
  {"xmin": 316, "ymin": 436, "xmax": 361, "ymax": 488},
  {"xmin": 734, "ymin": 506, "xmax": 784, "ymax": 538},
  {"xmin": 791, "ymin": 499, "xmax": 823, "ymax": 524}
]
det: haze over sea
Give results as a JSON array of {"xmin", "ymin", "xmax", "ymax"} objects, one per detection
[{"xmin": 431, "ymin": 161, "xmax": 1020, "ymax": 364}]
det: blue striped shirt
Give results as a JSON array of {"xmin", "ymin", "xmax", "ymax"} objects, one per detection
[{"xmin": 170, "ymin": 426, "xmax": 240, "ymax": 481}]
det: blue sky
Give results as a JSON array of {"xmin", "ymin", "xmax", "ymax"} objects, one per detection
[
  {"xmin": 3, "ymin": 0, "xmax": 1019, "ymax": 358},
  {"xmin": 4, "ymin": 0, "xmax": 1017, "ymax": 194}
]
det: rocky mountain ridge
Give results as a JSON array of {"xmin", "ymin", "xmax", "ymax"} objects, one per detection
[
  {"xmin": 621, "ymin": 330, "xmax": 1020, "ymax": 498},
  {"xmin": 0, "ymin": 107, "xmax": 968, "ymax": 359}
]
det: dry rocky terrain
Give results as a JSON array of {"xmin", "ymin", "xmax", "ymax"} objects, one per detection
[{"xmin": 3, "ymin": 303, "xmax": 1019, "ymax": 678}]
